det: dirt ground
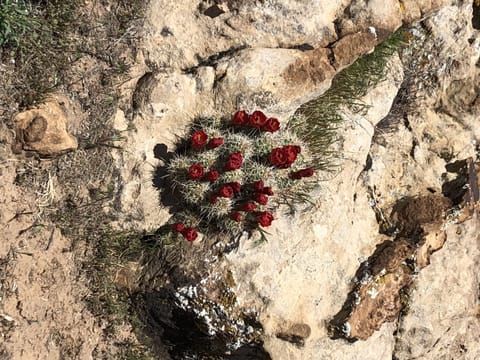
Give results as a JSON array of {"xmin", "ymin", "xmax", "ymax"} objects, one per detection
[
  {"xmin": 0, "ymin": 150, "xmax": 103, "ymax": 359},
  {"xmin": 0, "ymin": 1, "xmax": 152, "ymax": 359}
]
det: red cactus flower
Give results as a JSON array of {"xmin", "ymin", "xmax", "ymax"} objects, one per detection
[
  {"xmin": 284, "ymin": 145, "xmax": 299, "ymax": 164},
  {"xmin": 299, "ymin": 167, "xmax": 314, "ymax": 177},
  {"xmin": 255, "ymin": 193, "xmax": 268, "ymax": 205},
  {"xmin": 241, "ymin": 202, "xmax": 257, "ymax": 212},
  {"xmin": 189, "ymin": 163, "xmax": 204, "ymax": 180},
  {"xmin": 262, "ymin": 187, "xmax": 274, "ymax": 196},
  {"xmin": 269, "ymin": 148, "xmax": 287, "ymax": 167},
  {"xmin": 206, "ymin": 169, "xmax": 219, "ymax": 182},
  {"xmin": 270, "ymin": 146, "xmax": 300, "ymax": 168},
  {"xmin": 290, "ymin": 167, "xmax": 314, "ymax": 180},
  {"xmin": 232, "ymin": 110, "xmax": 249, "ymax": 126},
  {"xmin": 182, "ymin": 227, "xmax": 198, "ymax": 241},
  {"xmin": 207, "ymin": 137, "xmax": 224, "ymax": 149},
  {"xmin": 191, "ymin": 130, "xmax": 208, "ymax": 149},
  {"xmin": 249, "ymin": 110, "xmax": 267, "ymax": 128},
  {"xmin": 289, "ymin": 171, "xmax": 302, "ymax": 180},
  {"xmin": 230, "ymin": 212, "xmax": 242, "ymax": 222},
  {"xmin": 257, "ymin": 211, "xmax": 274, "ymax": 227},
  {"xmin": 262, "ymin": 117, "xmax": 280, "ymax": 132},
  {"xmin": 172, "ymin": 223, "xmax": 185, "ymax": 232},
  {"xmin": 210, "ymin": 195, "xmax": 218, "ymax": 204},
  {"xmin": 253, "ymin": 180, "xmax": 264, "ymax": 191},
  {"xmin": 228, "ymin": 182, "xmax": 241, "ymax": 193},
  {"xmin": 218, "ymin": 185, "xmax": 234, "ymax": 198},
  {"xmin": 225, "ymin": 152, "xmax": 243, "ymax": 171}
]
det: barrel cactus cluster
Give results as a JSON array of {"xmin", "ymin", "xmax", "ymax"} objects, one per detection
[{"xmin": 166, "ymin": 110, "xmax": 316, "ymax": 242}]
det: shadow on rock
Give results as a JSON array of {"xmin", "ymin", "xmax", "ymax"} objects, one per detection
[
  {"xmin": 152, "ymin": 143, "xmax": 184, "ymax": 213},
  {"xmin": 133, "ymin": 288, "xmax": 271, "ymax": 360}
]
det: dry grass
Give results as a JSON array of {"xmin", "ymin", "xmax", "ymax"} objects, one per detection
[{"xmin": 1, "ymin": 0, "xmax": 153, "ymax": 358}]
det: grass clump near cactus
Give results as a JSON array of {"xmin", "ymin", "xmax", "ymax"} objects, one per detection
[
  {"xmin": 164, "ymin": 110, "xmax": 317, "ymax": 244},
  {"xmin": 289, "ymin": 29, "xmax": 407, "ymax": 170}
]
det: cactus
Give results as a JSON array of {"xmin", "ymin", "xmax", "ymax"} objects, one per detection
[{"xmin": 166, "ymin": 110, "xmax": 316, "ymax": 242}]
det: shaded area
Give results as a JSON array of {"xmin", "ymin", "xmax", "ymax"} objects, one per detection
[
  {"xmin": 131, "ymin": 228, "xmax": 271, "ymax": 359},
  {"xmin": 442, "ymin": 159, "xmax": 472, "ymax": 205},
  {"xmin": 133, "ymin": 289, "xmax": 271, "ymax": 360},
  {"xmin": 152, "ymin": 143, "xmax": 184, "ymax": 212},
  {"xmin": 473, "ymin": 0, "xmax": 480, "ymax": 30}
]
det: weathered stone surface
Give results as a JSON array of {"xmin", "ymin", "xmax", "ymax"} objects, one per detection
[
  {"xmin": 333, "ymin": 31, "xmax": 377, "ymax": 68},
  {"xmin": 337, "ymin": 0, "xmax": 447, "ymax": 38},
  {"xmin": 214, "ymin": 47, "xmax": 336, "ymax": 114},
  {"xmin": 329, "ymin": 182, "xmax": 477, "ymax": 342},
  {"xmin": 283, "ymin": 48, "xmax": 335, "ymax": 89},
  {"xmin": 225, "ymin": 55, "xmax": 404, "ymax": 359},
  {"xmin": 393, "ymin": 216, "xmax": 480, "ymax": 360},
  {"xmin": 143, "ymin": 0, "xmax": 347, "ymax": 69},
  {"xmin": 400, "ymin": 0, "xmax": 422, "ymax": 24},
  {"xmin": 14, "ymin": 95, "xmax": 78, "ymax": 156},
  {"xmin": 329, "ymin": 239, "xmax": 416, "ymax": 341},
  {"xmin": 390, "ymin": 194, "xmax": 452, "ymax": 236}
]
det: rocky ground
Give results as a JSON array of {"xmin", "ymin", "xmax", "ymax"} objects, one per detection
[{"xmin": 1, "ymin": 0, "xmax": 479, "ymax": 359}]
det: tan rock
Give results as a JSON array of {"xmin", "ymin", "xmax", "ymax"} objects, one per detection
[
  {"xmin": 116, "ymin": 0, "xmax": 480, "ymax": 359},
  {"xmin": 401, "ymin": 0, "xmax": 422, "ymax": 24},
  {"xmin": 144, "ymin": 0, "xmax": 345, "ymax": 69},
  {"xmin": 15, "ymin": 95, "xmax": 78, "ymax": 156},
  {"xmin": 276, "ymin": 322, "xmax": 312, "ymax": 346},
  {"xmin": 366, "ymin": 0, "xmax": 403, "ymax": 33},
  {"xmin": 393, "ymin": 215, "xmax": 480, "ymax": 359},
  {"xmin": 283, "ymin": 48, "xmax": 335, "ymax": 88},
  {"xmin": 329, "ymin": 239, "xmax": 415, "ymax": 341},
  {"xmin": 416, "ymin": 228, "xmax": 447, "ymax": 268},
  {"xmin": 333, "ymin": 31, "xmax": 377, "ymax": 69},
  {"xmin": 214, "ymin": 47, "xmax": 335, "ymax": 114}
]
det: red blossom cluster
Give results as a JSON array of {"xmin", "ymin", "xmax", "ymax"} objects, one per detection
[
  {"xmin": 257, "ymin": 211, "xmax": 274, "ymax": 227},
  {"xmin": 228, "ymin": 180, "xmax": 274, "ymax": 227},
  {"xmin": 232, "ymin": 110, "xmax": 280, "ymax": 132},
  {"xmin": 175, "ymin": 109, "xmax": 314, "ymax": 241},
  {"xmin": 171, "ymin": 223, "xmax": 198, "ymax": 241},
  {"xmin": 270, "ymin": 145, "xmax": 301, "ymax": 168},
  {"xmin": 225, "ymin": 152, "xmax": 243, "ymax": 171},
  {"xmin": 191, "ymin": 130, "xmax": 224, "ymax": 150}
]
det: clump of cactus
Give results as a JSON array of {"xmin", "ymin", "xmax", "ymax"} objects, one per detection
[{"xmin": 166, "ymin": 110, "xmax": 317, "ymax": 243}]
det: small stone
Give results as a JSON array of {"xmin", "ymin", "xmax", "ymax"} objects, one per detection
[{"xmin": 15, "ymin": 94, "xmax": 78, "ymax": 156}]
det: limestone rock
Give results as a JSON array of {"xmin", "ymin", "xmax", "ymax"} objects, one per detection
[
  {"xmin": 393, "ymin": 216, "xmax": 480, "ymax": 360},
  {"xmin": 143, "ymin": 0, "xmax": 346, "ymax": 69},
  {"xmin": 214, "ymin": 47, "xmax": 335, "ymax": 114},
  {"xmin": 14, "ymin": 95, "xmax": 78, "ymax": 156},
  {"xmin": 224, "ymin": 55, "xmax": 404, "ymax": 360},
  {"xmin": 332, "ymin": 31, "xmax": 377, "ymax": 68}
]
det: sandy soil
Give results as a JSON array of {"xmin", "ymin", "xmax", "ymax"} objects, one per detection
[{"xmin": 0, "ymin": 129, "xmax": 108, "ymax": 359}]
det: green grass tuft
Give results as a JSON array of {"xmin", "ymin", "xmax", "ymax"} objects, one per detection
[
  {"xmin": 0, "ymin": 0, "xmax": 38, "ymax": 47},
  {"xmin": 288, "ymin": 29, "xmax": 407, "ymax": 171}
]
